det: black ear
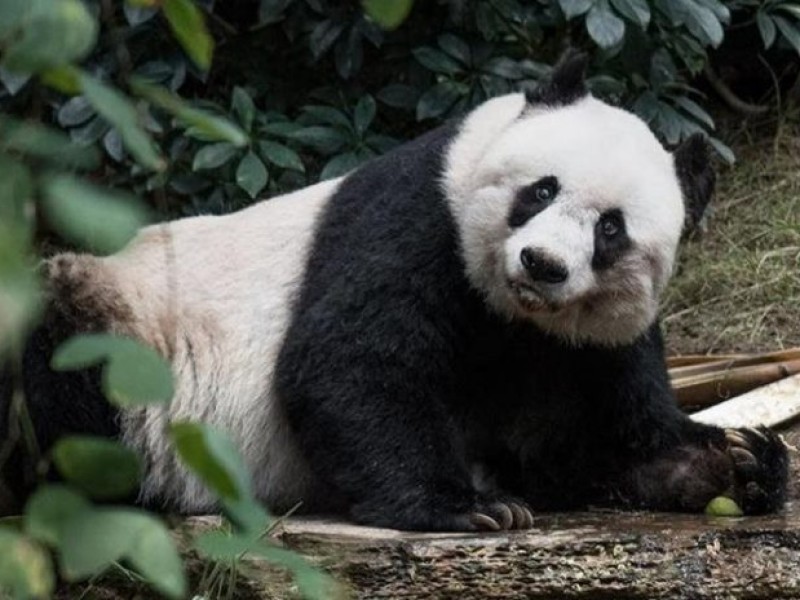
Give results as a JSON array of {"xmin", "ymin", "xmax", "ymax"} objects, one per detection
[
  {"xmin": 674, "ymin": 133, "xmax": 715, "ymax": 234},
  {"xmin": 525, "ymin": 50, "xmax": 590, "ymax": 107}
]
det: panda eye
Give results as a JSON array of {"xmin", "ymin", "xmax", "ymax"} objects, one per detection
[
  {"xmin": 523, "ymin": 176, "xmax": 559, "ymax": 204},
  {"xmin": 599, "ymin": 211, "xmax": 624, "ymax": 239}
]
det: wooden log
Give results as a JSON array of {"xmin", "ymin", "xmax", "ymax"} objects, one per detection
[{"xmin": 260, "ymin": 509, "xmax": 800, "ymax": 599}]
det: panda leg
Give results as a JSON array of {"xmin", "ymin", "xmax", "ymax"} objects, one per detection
[{"xmin": 620, "ymin": 419, "xmax": 789, "ymax": 514}]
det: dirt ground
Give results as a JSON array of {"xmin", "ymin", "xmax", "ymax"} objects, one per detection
[{"xmin": 662, "ymin": 119, "xmax": 800, "ymax": 355}]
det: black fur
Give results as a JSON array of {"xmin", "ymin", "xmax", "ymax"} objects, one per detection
[
  {"xmin": 674, "ymin": 133, "xmax": 716, "ymax": 233},
  {"xmin": 508, "ymin": 176, "xmax": 560, "ymax": 228},
  {"xmin": 275, "ymin": 118, "xmax": 787, "ymax": 529},
  {"xmin": 592, "ymin": 208, "xmax": 632, "ymax": 270},
  {"xmin": 525, "ymin": 51, "xmax": 589, "ymax": 107}
]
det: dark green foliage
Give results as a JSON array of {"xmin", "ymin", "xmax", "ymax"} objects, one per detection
[{"xmin": 3, "ymin": 0, "xmax": 799, "ymax": 217}]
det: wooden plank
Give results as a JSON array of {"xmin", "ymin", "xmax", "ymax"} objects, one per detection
[{"xmin": 691, "ymin": 373, "xmax": 800, "ymax": 429}]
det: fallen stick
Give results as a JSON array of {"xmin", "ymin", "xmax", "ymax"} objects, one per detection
[{"xmin": 691, "ymin": 372, "xmax": 800, "ymax": 429}]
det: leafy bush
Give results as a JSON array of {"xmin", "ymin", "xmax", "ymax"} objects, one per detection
[{"xmin": 3, "ymin": 0, "xmax": 799, "ymax": 218}]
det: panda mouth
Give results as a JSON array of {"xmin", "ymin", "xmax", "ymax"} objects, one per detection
[{"xmin": 507, "ymin": 279, "xmax": 557, "ymax": 313}]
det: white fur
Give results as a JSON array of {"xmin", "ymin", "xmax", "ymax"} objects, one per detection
[
  {"xmin": 55, "ymin": 178, "xmax": 341, "ymax": 511},
  {"xmin": 444, "ymin": 94, "xmax": 685, "ymax": 345}
]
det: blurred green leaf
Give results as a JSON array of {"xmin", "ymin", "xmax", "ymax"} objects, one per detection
[
  {"xmin": 236, "ymin": 152, "xmax": 268, "ymax": 199},
  {"xmin": 60, "ymin": 508, "xmax": 186, "ymax": 598},
  {"xmin": 677, "ymin": 0, "xmax": 724, "ymax": 47},
  {"xmin": 258, "ymin": 141, "xmax": 305, "ymax": 172},
  {"xmin": 24, "ymin": 485, "xmax": 90, "ymax": 547},
  {"xmin": 163, "ymin": 0, "xmax": 214, "ymax": 70},
  {"xmin": 0, "ymin": 528, "xmax": 54, "ymax": 600},
  {"xmin": 438, "ymin": 33, "xmax": 471, "ymax": 65},
  {"xmin": 197, "ymin": 533, "xmax": 340, "ymax": 600},
  {"xmin": 193, "ymin": 142, "xmax": 240, "ymax": 170},
  {"xmin": 377, "ymin": 83, "xmax": 420, "ymax": 110},
  {"xmin": 79, "ymin": 72, "xmax": 165, "ymax": 172},
  {"xmin": 52, "ymin": 333, "xmax": 175, "ymax": 407},
  {"xmin": 362, "ymin": 0, "xmax": 413, "ymax": 30},
  {"xmin": 40, "ymin": 64, "xmax": 81, "ymax": 95},
  {"xmin": 354, "ymin": 95, "xmax": 376, "ymax": 136},
  {"xmin": 169, "ymin": 422, "xmax": 251, "ymax": 502},
  {"xmin": 674, "ymin": 96, "xmax": 714, "ymax": 129},
  {"xmin": 302, "ymin": 105, "xmax": 353, "ymax": 130},
  {"xmin": 1, "ymin": 0, "xmax": 97, "ymax": 73},
  {"xmin": 53, "ymin": 437, "xmax": 142, "ymax": 500},
  {"xmin": 41, "ymin": 175, "xmax": 149, "ymax": 254},
  {"xmin": 130, "ymin": 77, "xmax": 248, "ymax": 146},
  {"xmin": 309, "ymin": 19, "xmax": 345, "ymax": 59},
  {"xmin": 587, "ymin": 0, "xmax": 626, "ymax": 48},
  {"xmin": 0, "ymin": 115, "xmax": 99, "ymax": 169},
  {"xmin": 57, "ymin": 95, "xmax": 95, "ymax": 127}
]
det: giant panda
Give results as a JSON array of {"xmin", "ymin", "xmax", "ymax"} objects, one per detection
[{"xmin": 0, "ymin": 54, "xmax": 789, "ymax": 531}]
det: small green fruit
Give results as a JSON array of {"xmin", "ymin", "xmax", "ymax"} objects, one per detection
[{"xmin": 705, "ymin": 496, "xmax": 744, "ymax": 517}]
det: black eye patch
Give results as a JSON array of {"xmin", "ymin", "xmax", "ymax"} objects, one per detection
[
  {"xmin": 508, "ymin": 176, "xmax": 560, "ymax": 228},
  {"xmin": 592, "ymin": 209, "xmax": 632, "ymax": 270}
]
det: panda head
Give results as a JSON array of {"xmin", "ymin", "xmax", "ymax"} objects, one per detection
[{"xmin": 444, "ymin": 53, "xmax": 714, "ymax": 347}]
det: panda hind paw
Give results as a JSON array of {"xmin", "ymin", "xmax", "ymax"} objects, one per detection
[{"xmin": 724, "ymin": 426, "xmax": 789, "ymax": 514}]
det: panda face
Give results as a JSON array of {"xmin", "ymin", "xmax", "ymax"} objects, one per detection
[{"xmin": 445, "ymin": 94, "xmax": 687, "ymax": 346}]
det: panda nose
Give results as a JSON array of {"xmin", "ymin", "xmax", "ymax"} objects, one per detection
[{"xmin": 520, "ymin": 248, "xmax": 569, "ymax": 284}]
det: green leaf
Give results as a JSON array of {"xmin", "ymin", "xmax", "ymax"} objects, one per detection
[
  {"xmin": 0, "ymin": 155, "xmax": 32, "ymax": 228},
  {"xmin": 41, "ymin": 175, "xmax": 149, "ymax": 254},
  {"xmin": 57, "ymin": 96, "xmax": 95, "ymax": 127},
  {"xmin": 708, "ymin": 136, "xmax": 735, "ymax": 165},
  {"xmin": 302, "ymin": 105, "xmax": 353, "ymax": 130},
  {"xmin": 0, "ymin": 0, "xmax": 29, "ymax": 39},
  {"xmin": 127, "ymin": 518, "xmax": 187, "ymax": 599},
  {"xmin": 320, "ymin": 151, "xmax": 362, "ymax": 180},
  {"xmin": 0, "ymin": 528, "xmax": 54, "ymax": 599},
  {"xmin": 677, "ymin": 0, "xmax": 724, "ymax": 47},
  {"xmin": 259, "ymin": 0, "xmax": 293, "ymax": 25},
  {"xmin": 169, "ymin": 422, "xmax": 251, "ymax": 501},
  {"xmin": 52, "ymin": 334, "xmax": 174, "ymax": 407},
  {"xmin": 354, "ymin": 95, "xmax": 376, "ymax": 137},
  {"xmin": 53, "ymin": 437, "xmax": 142, "ymax": 500},
  {"xmin": 287, "ymin": 126, "xmax": 349, "ymax": 154},
  {"xmin": 609, "ymin": 0, "xmax": 650, "ymax": 27},
  {"xmin": 774, "ymin": 15, "xmax": 800, "ymax": 56},
  {"xmin": 309, "ymin": 18, "xmax": 345, "ymax": 59},
  {"xmin": 193, "ymin": 142, "xmax": 240, "ymax": 171},
  {"xmin": 559, "ymin": 0, "xmax": 594, "ymax": 19},
  {"xmin": 674, "ymin": 96, "xmax": 714, "ymax": 129},
  {"xmin": 413, "ymin": 46, "xmax": 463, "ymax": 75},
  {"xmin": 757, "ymin": 11, "xmax": 777, "ymax": 48},
  {"xmin": 130, "ymin": 78, "xmax": 248, "ymax": 146},
  {"xmin": 79, "ymin": 72, "xmax": 165, "ymax": 172},
  {"xmin": 483, "ymin": 57, "xmax": 523, "ymax": 79},
  {"xmin": 24, "ymin": 485, "xmax": 90, "ymax": 547},
  {"xmin": 0, "ymin": 115, "xmax": 98, "ymax": 169},
  {"xmin": 377, "ymin": 83, "xmax": 420, "ymax": 109},
  {"xmin": 1, "ymin": 0, "xmax": 98, "ymax": 74},
  {"xmin": 258, "ymin": 140, "xmax": 305, "ymax": 172},
  {"xmin": 236, "ymin": 152, "xmax": 268, "ymax": 199},
  {"xmin": 60, "ymin": 508, "xmax": 186, "ymax": 598},
  {"xmin": 232, "ymin": 87, "xmax": 256, "ymax": 132},
  {"xmin": 586, "ymin": 0, "xmax": 626, "ymax": 48},
  {"xmin": 705, "ymin": 495, "xmax": 743, "ymax": 517},
  {"xmin": 362, "ymin": 0, "xmax": 413, "ymax": 29},
  {"xmin": 163, "ymin": 0, "xmax": 214, "ymax": 70},
  {"xmin": 438, "ymin": 33, "xmax": 471, "ymax": 66},
  {"xmin": 416, "ymin": 81, "xmax": 463, "ymax": 120},
  {"xmin": 40, "ymin": 64, "xmax": 81, "ymax": 95}
]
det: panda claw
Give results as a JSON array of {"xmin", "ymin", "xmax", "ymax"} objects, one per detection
[
  {"xmin": 509, "ymin": 503, "xmax": 534, "ymax": 529},
  {"xmin": 725, "ymin": 429, "xmax": 749, "ymax": 447},
  {"xmin": 730, "ymin": 446, "xmax": 758, "ymax": 469},
  {"xmin": 470, "ymin": 512, "xmax": 502, "ymax": 531}
]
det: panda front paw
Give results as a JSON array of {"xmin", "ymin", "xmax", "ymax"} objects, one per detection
[
  {"xmin": 462, "ymin": 496, "xmax": 534, "ymax": 531},
  {"xmin": 724, "ymin": 427, "xmax": 789, "ymax": 514}
]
